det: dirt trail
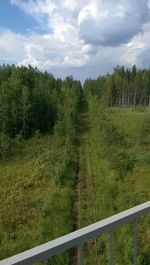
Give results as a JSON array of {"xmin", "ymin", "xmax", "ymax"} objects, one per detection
[{"xmin": 74, "ymin": 106, "xmax": 97, "ymax": 265}]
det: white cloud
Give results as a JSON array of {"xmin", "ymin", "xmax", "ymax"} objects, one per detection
[
  {"xmin": 0, "ymin": 0, "xmax": 149, "ymax": 80},
  {"xmin": 16, "ymin": 31, "xmax": 91, "ymax": 69},
  {"xmin": 0, "ymin": 28, "xmax": 26, "ymax": 63},
  {"xmin": 78, "ymin": 0, "xmax": 150, "ymax": 46},
  {"xmin": 11, "ymin": 0, "xmax": 56, "ymax": 17},
  {"xmin": 10, "ymin": 1, "xmax": 92, "ymax": 69},
  {"xmin": 63, "ymin": 0, "xmax": 78, "ymax": 11},
  {"xmin": 125, "ymin": 22, "xmax": 150, "ymax": 67}
]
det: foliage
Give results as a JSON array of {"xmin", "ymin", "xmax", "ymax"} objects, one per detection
[
  {"xmin": 0, "ymin": 65, "xmax": 61, "ymax": 140},
  {"xmin": 0, "ymin": 64, "xmax": 150, "ymax": 265},
  {"xmin": 83, "ymin": 65, "xmax": 150, "ymax": 107},
  {"xmin": 83, "ymin": 91, "xmax": 150, "ymax": 264},
  {"xmin": 0, "ymin": 132, "xmax": 12, "ymax": 159},
  {"xmin": 0, "ymin": 70, "xmax": 81, "ymax": 265}
]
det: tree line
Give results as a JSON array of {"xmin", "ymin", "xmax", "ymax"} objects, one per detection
[
  {"xmin": 0, "ymin": 64, "xmax": 82, "ymax": 264},
  {"xmin": 0, "ymin": 64, "xmax": 82, "ymax": 158},
  {"xmin": 1, "ymin": 63, "xmax": 150, "ymax": 158},
  {"xmin": 84, "ymin": 65, "xmax": 150, "ymax": 106}
]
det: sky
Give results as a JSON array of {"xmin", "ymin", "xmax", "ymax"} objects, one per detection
[{"xmin": 0, "ymin": 0, "xmax": 150, "ymax": 81}]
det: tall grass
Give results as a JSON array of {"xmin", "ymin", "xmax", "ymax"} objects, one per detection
[
  {"xmin": 0, "ymin": 134, "xmax": 77, "ymax": 264},
  {"xmin": 83, "ymin": 97, "xmax": 150, "ymax": 264}
]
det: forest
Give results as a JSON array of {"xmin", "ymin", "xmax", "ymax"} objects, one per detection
[{"xmin": 0, "ymin": 64, "xmax": 150, "ymax": 264}]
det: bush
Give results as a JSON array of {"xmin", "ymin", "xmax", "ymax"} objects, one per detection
[
  {"xmin": 0, "ymin": 132, "xmax": 12, "ymax": 159},
  {"xmin": 137, "ymin": 115, "xmax": 150, "ymax": 145},
  {"xmin": 117, "ymin": 152, "xmax": 136, "ymax": 180}
]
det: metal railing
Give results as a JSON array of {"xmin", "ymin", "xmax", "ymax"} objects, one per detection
[{"xmin": 0, "ymin": 201, "xmax": 149, "ymax": 265}]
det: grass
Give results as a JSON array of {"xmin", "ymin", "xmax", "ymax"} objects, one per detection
[
  {"xmin": 81, "ymin": 103, "xmax": 150, "ymax": 264},
  {"xmin": 0, "ymin": 106, "xmax": 149, "ymax": 264},
  {"xmin": 109, "ymin": 108, "xmax": 150, "ymax": 265},
  {"xmin": 109, "ymin": 108, "xmax": 150, "ymax": 204},
  {"xmin": 0, "ymin": 135, "xmax": 75, "ymax": 263}
]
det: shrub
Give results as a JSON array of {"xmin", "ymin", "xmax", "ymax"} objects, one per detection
[{"xmin": 0, "ymin": 132, "xmax": 12, "ymax": 159}]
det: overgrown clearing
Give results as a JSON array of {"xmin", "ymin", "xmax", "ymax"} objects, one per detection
[
  {"xmin": 83, "ymin": 105, "xmax": 150, "ymax": 264},
  {"xmin": 1, "ymin": 106, "xmax": 149, "ymax": 264},
  {"xmin": 0, "ymin": 65, "xmax": 150, "ymax": 264},
  {"xmin": 0, "ymin": 136, "xmax": 75, "ymax": 263}
]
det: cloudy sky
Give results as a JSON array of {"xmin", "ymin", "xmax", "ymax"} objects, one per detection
[{"xmin": 0, "ymin": 0, "xmax": 150, "ymax": 81}]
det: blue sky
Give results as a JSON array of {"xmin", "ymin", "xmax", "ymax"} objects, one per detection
[
  {"xmin": 0, "ymin": 0, "xmax": 150, "ymax": 81},
  {"xmin": 0, "ymin": 1, "xmax": 38, "ymax": 33}
]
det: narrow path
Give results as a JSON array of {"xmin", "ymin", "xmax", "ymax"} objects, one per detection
[
  {"xmin": 75, "ymin": 107, "xmax": 87, "ymax": 265},
  {"xmin": 74, "ymin": 103, "xmax": 98, "ymax": 264}
]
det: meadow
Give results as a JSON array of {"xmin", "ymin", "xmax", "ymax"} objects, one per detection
[
  {"xmin": 79, "ymin": 101, "xmax": 150, "ymax": 264},
  {"xmin": 0, "ymin": 134, "xmax": 76, "ymax": 264},
  {"xmin": 0, "ymin": 65, "xmax": 150, "ymax": 264},
  {"xmin": 0, "ymin": 105, "xmax": 149, "ymax": 264}
]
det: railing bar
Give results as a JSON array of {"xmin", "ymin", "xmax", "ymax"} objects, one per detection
[
  {"xmin": 0, "ymin": 202, "xmax": 149, "ymax": 265},
  {"xmin": 109, "ymin": 230, "xmax": 113, "ymax": 265},
  {"xmin": 134, "ymin": 219, "xmax": 138, "ymax": 265}
]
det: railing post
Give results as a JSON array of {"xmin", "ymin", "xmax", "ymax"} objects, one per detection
[
  {"xmin": 79, "ymin": 244, "xmax": 83, "ymax": 265},
  {"xmin": 109, "ymin": 230, "xmax": 113, "ymax": 265},
  {"xmin": 134, "ymin": 219, "xmax": 138, "ymax": 265},
  {"xmin": 42, "ymin": 259, "xmax": 47, "ymax": 265}
]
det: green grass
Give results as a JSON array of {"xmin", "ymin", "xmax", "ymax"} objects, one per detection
[
  {"xmin": 0, "ymin": 135, "xmax": 75, "ymax": 262},
  {"xmin": 0, "ymin": 106, "xmax": 149, "ymax": 264},
  {"xmin": 83, "ymin": 103, "xmax": 150, "ymax": 264},
  {"xmin": 109, "ymin": 108, "xmax": 150, "ymax": 265},
  {"xmin": 109, "ymin": 108, "xmax": 150, "ymax": 204}
]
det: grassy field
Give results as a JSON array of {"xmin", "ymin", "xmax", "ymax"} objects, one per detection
[
  {"xmin": 109, "ymin": 108, "xmax": 150, "ymax": 264},
  {"xmin": 0, "ymin": 106, "xmax": 149, "ymax": 264},
  {"xmin": 84, "ymin": 105, "xmax": 150, "ymax": 264},
  {"xmin": 109, "ymin": 108, "xmax": 150, "ymax": 206},
  {"xmin": 0, "ymin": 135, "xmax": 75, "ymax": 263}
]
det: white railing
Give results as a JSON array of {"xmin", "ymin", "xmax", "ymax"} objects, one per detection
[{"xmin": 0, "ymin": 201, "xmax": 149, "ymax": 265}]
